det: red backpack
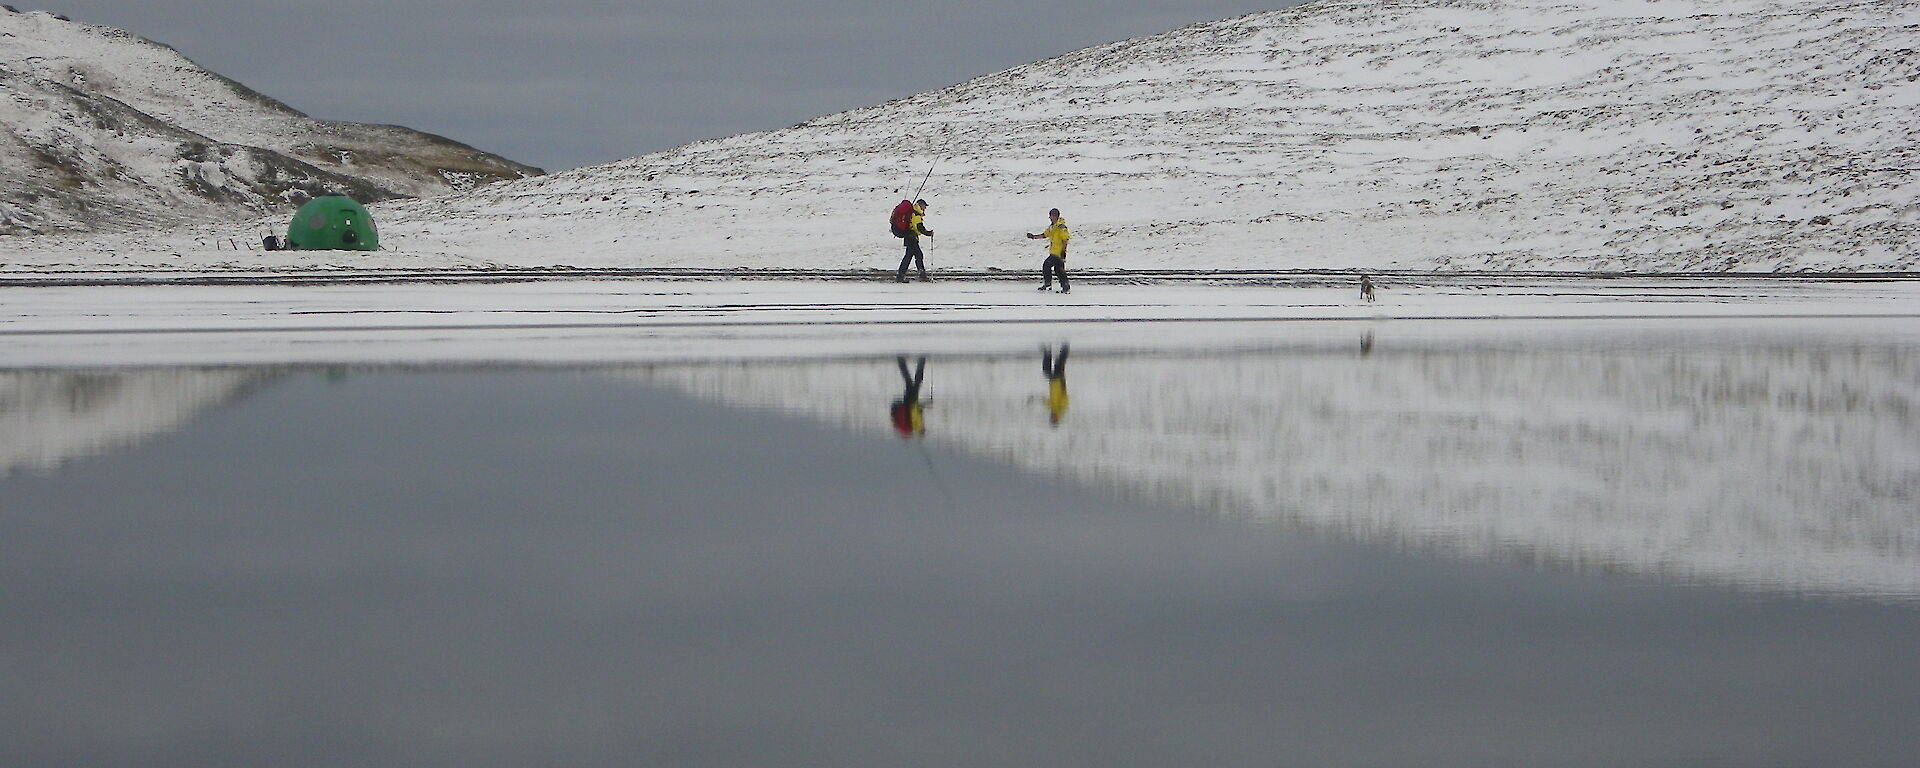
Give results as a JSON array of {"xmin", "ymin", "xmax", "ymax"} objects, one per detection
[
  {"xmin": 890, "ymin": 402, "xmax": 913, "ymax": 435},
  {"xmin": 889, "ymin": 199, "xmax": 914, "ymax": 236}
]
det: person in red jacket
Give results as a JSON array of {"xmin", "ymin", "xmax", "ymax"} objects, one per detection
[{"xmin": 896, "ymin": 200, "xmax": 934, "ymax": 283}]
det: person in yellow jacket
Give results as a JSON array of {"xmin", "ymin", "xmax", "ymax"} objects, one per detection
[
  {"xmin": 1025, "ymin": 208, "xmax": 1070, "ymax": 293},
  {"xmin": 1041, "ymin": 343, "xmax": 1069, "ymax": 426}
]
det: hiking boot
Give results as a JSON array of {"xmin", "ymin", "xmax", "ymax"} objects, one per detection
[
  {"xmin": 1060, "ymin": 286, "xmax": 1071, "ymax": 294},
  {"xmin": 918, "ymin": 275, "xmax": 932, "ymax": 282},
  {"xmin": 1038, "ymin": 284, "xmax": 1051, "ymax": 291}
]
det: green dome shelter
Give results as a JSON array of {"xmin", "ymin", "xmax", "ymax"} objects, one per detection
[{"xmin": 284, "ymin": 196, "xmax": 378, "ymax": 251}]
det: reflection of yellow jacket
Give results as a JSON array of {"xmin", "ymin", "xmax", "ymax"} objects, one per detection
[
  {"xmin": 1042, "ymin": 218, "xmax": 1069, "ymax": 257},
  {"xmin": 1047, "ymin": 378, "xmax": 1069, "ymax": 422}
]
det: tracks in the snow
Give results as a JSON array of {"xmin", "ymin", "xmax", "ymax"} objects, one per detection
[{"xmin": 2, "ymin": 268, "xmax": 1914, "ymax": 288}]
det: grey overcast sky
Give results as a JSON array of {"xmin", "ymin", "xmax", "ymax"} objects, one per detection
[{"xmin": 27, "ymin": 1, "xmax": 1303, "ymax": 171}]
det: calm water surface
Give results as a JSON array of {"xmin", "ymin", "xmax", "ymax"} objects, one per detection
[{"xmin": 2, "ymin": 328, "xmax": 1917, "ymax": 766}]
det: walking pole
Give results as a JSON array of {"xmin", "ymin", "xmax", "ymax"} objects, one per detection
[
  {"xmin": 914, "ymin": 442, "xmax": 959, "ymax": 515},
  {"xmin": 912, "ymin": 160, "xmax": 937, "ymax": 200},
  {"xmin": 912, "ymin": 161, "xmax": 937, "ymax": 280}
]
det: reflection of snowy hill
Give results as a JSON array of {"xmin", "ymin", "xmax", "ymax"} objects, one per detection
[
  {"xmin": 0, "ymin": 370, "xmax": 272, "ymax": 474},
  {"xmin": 624, "ymin": 333, "xmax": 1920, "ymax": 598},
  {"xmin": 25, "ymin": 0, "xmax": 1909, "ymax": 272}
]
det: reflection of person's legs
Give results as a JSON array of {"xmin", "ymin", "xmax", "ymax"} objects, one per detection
[
  {"xmin": 897, "ymin": 355, "xmax": 925, "ymax": 401},
  {"xmin": 1043, "ymin": 344, "xmax": 1069, "ymax": 380}
]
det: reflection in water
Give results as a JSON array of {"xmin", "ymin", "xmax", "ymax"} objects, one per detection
[
  {"xmin": 6, "ymin": 326, "xmax": 1915, "ymax": 600},
  {"xmin": 6, "ymin": 369, "xmax": 1914, "ymax": 766},
  {"xmin": 630, "ymin": 330, "xmax": 1920, "ymax": 600},
  {"xmin": 889, "ymin": 355, "xmax": 927, "ymax": 438},
  {"xmin": 1042, "ymin": 343, "xmax": 1069, "ymax": 426},
  {"xmin": 0, "ymin": 369, "xmax": 278, "ymax": 475}
]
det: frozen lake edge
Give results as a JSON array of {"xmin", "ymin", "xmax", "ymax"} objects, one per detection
[{"xmin": 2, "ymin": 274, "xmax": 1916, "ymax": 368}]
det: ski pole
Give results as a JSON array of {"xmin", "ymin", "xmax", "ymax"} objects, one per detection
[{"xmin": 912, "ymin": 160, "xmax": 937, "ymax": 200}]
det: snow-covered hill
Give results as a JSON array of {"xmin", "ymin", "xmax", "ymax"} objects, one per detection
[
  {"xmin": 0, "ymin": 8, "xmax": 540, "ymax": 236},
  {"xmin": 3, "ymin": 0, "xmax": 1913, "ymax": 273},
  {"xmin": 344, "ymin": 0, "xmax": 1920, "ymax": 272}
]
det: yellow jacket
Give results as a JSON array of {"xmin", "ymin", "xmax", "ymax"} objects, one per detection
[
  {"xmin": 908, "ymin": 205, "xmax": 931, "ymax": 238},
  {"xmin": 1042, "ymin": 218, "xmax": 1069, "ymax": 257},
  {"xmin": 1046, "ymin": 378, "xmax": 1069, "ymax": 423}
]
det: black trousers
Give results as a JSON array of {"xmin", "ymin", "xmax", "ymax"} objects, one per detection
[
  {"xmin": 1041, "ymin": 253, "xmax": 1068, "ymax": 289},
  {"xmin": 898, "ymin": 238, "xmax": 926, "ymax": 280},
  {"xmin": 897, "ymin": 356, "xmax": 925, "ymax": 400},
  {"xmin": 1042, "ymin": 344, "xmax": 1068, "ymax": 378}
]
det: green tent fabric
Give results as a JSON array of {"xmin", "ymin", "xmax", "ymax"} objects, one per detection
[{"xmin": 286, "ymin": 196, "xmax": 378, "ymax": 251}]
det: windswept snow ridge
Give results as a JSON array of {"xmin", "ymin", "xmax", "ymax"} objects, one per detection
[
  {"xmin": 0, "ymin": 8, "xmax": 540, "ymax": 236},
  {"xmin": 340, "ymin": 0, "xmax": 1915, "ymax": 274},
  {"xmin": 3, "ymin": 0, "xmax": 1911, "ymax": 272}
]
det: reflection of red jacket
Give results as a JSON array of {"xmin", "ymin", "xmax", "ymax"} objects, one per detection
[{"xmin": 890, "ymin": 402, "xmax": 923, "ymax": 437}]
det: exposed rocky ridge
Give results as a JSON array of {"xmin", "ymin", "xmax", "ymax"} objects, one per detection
[{"xmin": 0, "ymin": 8, "xmax": 540, "ymax": 235}]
